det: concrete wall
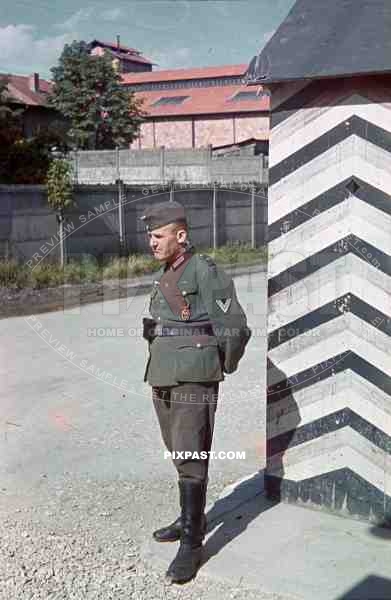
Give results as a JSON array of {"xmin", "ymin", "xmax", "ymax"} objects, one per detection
[
  {"xmin": 266, "ymin": 74, "xmax": 391, "ymax": 524},
  {"xmin": 0, "ymin": 183, "xmax": 267, "ymax": 264},
  {"xmin": 72, "ymin": 147, "xmax": 268, "ymax": 186}
]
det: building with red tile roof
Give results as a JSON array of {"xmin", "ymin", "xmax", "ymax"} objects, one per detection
[
  {"xmin": 4, "ymin": 73, "xmax": 52, "ymax": 104},
  {"xmin": 1, "ymin": 72, "xmax": 60, "ymax": 137},
  {"xmin": 123, "ymin": 64, "xmax": 270, "ymax": 150},
  {"xmin": 131, "ymin": 84, "xmax": 269, "ymax": 118},
  {"xmin": 1, "ymin": 45, "xmax": 270, "ymax": 150},
  {"xmin": 121, "ymin": 64, "xmax": 247, "ymax": 84}
]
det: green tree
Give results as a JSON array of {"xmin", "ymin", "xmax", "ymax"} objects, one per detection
[
  {"xmin": 0, "ymin": 77, "xmax": 69, "ymax": 183},
  {"xmin": 0, "ymin": 76, "xmax": 10, "ymax": 121},
  {"xmin": 0, "ymin": 75, "xmax": 17, "ymax": 120},
  {"xmin": 46, "ymin": 159, "xmax": 74, "ymax": 266},
  {"xmin": 49, "ymin": 40, "xmax": 145, "ymax": 150},
  {"xmin": 0, "ymin": 75, "xmax": 25, "ymax": 133},
  {"xmin": 0, "ymin": 76, "xmax": 23, "ymax": 181}
]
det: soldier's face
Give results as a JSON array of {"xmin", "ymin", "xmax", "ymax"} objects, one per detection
[{"xmin": 148, "ymin": 223, "xmax": 187, "ymax": 262}]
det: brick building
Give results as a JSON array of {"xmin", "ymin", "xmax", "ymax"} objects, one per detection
[{"xmin": 123, "ymin": 64, "xmax": 270, "ymax": 150}]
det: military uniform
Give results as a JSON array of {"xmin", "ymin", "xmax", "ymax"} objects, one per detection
[
  {"xmin": 140, "ymin": 201, "xmax": 251, "ymax": 583},
  {"xmin": 144, "ymin": 247, "xmax": 251, "ymax": 480}
]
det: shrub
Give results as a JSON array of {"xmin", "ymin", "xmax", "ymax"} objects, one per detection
[
  {"xmin": 127, "ymin": 254, "xmax": 160, "ymax": 276},
  {"xmin": 0, "ymin": 245, "xmax": 267, "ymax": 290},
  {"xmin": 31, "ymin": 263, "xmax": 65, "ymax": 289},
  {"xmin": 0, "ymin": 261, "xmax": 31, "ymax": 288},
  {"xmin": 64, "ymin": 257, "xmax": 102, "ymax": 283},
  {"xmin": 102, "ymin": 257, "xmax": 129, "ymax": 281},
  {"xmin": 207, "ymin": 242, "xmax": 267, "ymax": 264}
]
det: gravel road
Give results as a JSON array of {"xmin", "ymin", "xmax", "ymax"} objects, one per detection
[
  {"xmin": 0, "ymin": 270, "xmax": 288, "ymax": 599},
  {"xmin": 0, "ymin": 476, "xmax": 291, "ymax": 600}
]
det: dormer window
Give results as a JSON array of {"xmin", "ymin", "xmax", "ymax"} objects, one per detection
[
  {"xmin": 152, "ymin": 95, "xmax": 190, "ymax": 106},
  {"xmin": 228, "ymin": 91, "xmax": 263, "ymax": 102}
]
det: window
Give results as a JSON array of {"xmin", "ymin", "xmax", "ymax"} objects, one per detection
[
  {"xmin": 152, "ymin": 95, "xmax": 190, "ymax": 106},
  {"xmin": 228, "ymin": 91, "xmax": 262, "ymax": 102}
]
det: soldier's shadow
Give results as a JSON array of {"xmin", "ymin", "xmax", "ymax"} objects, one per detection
[
  {"xmin": 201, "ymin": 469, "xmax": 275, "ymax": 565},
  {"xmin": 201, "ymin": 358, "xmax": 300, "ymax": 566}
]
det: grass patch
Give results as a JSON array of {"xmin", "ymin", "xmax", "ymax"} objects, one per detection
[
  {"xmin": 0, "ymin": 260, "xmax": 31, "ymax": 289},
  {"xmin": 102, "ymin": 255, "xmax": 160, "ymax": 280},
  {"xmin": 0, "ymin": 244, "xmax": 267, "ymax": 289},
  {"xmin": 31, "ymin": 263, "xmax": 65, "ymax": 289},
  {"xmin": 206, "ymin": 241, "xmax": 268, "ymax": 265},
  {"xmin": 64, "ymin": 257, "xmax": 102, "ymax": 284}
]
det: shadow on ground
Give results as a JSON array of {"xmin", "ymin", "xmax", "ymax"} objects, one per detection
[
  {"xmin": 201, "ymin": 357, "xmax": 301, "ymax": 567},
  {"xmin": 202, "ymin": 470, "xmax": 277, "ymax": 565},
  {"xmin": 337, "ymin": 575, "xmax": 391, "ymax": 600}
]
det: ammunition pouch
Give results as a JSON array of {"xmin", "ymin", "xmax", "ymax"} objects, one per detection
[{"xmin": 143, "ymin": 317, "xmax": 157, "ymax": 343}]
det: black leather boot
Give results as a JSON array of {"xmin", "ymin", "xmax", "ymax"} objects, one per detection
[
  {"xmin": 165, "ymin": 478, "xmax": 207, "ymax": 584},
  {"xmin": 153, "ymin": 516, "xmax": 182, "ymax": 542},
  {"xmin": 153, "ymin": 513, "xmax": 207, "ymax": 543}
]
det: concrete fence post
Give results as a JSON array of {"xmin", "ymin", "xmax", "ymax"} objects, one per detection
[
  {"xmin": 117, "ymin": 178, "xmax": 126, "ymax": 256},
  {"xmin": 207, "ymin": 144, "xmax": 213, "ymax": 184},
  {"xmin": 251, "ymin": 183, "xmax": 256, "ymax": 248},
  {"xmin": 115, "ymin": 146, "xmax": 120, "ymax": 182},
  {"xmin": 169, "ymin": 180, "xmax": 174, "ymax": 202},
  {"xmin": 74, "ymin": 150, "xmax": 79, "ymax": 184},
  {"xmin": 160, "ymin": 146, "xmax": 165, "ymax": 182},
  {"xmin": 263, "ymin": 154, "xmax": 269, "ymax": 185},
  {"xmin": 259, "ymin": 154, "xmax": 264, "ymax": 183},
  {"xmin": 212, "ymin": 182, "xmax": 217, "ymax": 249}
]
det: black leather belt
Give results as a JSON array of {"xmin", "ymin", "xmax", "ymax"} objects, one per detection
[{"xmin": 155, "ymin": 322, "xmax": 214, "ymax": 337}]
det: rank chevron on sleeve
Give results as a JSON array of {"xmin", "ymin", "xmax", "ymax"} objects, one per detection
[{"xmin": 216, "ymin": 298, "xmax": 232, "ymax": 313}]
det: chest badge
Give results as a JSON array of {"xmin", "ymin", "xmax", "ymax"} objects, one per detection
[{"xmin": 181, "ymin": 302, "xmax": 191, "ymax": 321}]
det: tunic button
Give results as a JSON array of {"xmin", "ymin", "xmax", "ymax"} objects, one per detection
[
  {"xmin": 182, "ymin": 290, "xmax": 187, "ymax": 296},
  {"xmin": 196, "ymin": 343, "xmax": 201, "ymax": 348}
]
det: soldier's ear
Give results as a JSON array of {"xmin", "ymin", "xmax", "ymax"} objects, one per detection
[{"xmin": 176, "ymin": 228, "xmax": 187, "ymax": 244}]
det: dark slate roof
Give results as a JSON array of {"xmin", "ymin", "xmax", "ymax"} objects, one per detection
[{"xmin": 245, "ymin": 0, "xmax": 391, "ymax": 84}]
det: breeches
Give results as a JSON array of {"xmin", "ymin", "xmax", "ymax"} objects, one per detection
[{"xmin": 152, "ymin": 382, "xmax": 219, "ymax": 482}]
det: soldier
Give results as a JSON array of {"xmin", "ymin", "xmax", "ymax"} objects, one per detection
[{"xmin": 140, "ymin": 200, "xmax": 251, "ymax": 584}]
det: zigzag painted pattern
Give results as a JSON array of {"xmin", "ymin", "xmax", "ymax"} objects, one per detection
[{"xmin": 267, "ymin": 76, "xmax": 391, "ymax": 522}]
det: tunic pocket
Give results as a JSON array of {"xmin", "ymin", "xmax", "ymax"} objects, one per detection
[{"xmin": 174, "ymin": 337, "xmax": 223, "ymax": 383}]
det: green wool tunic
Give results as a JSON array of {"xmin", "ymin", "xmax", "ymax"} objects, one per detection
[{"xmin": 144, "ymin": 251, "xmax": 251, "ymax": 387}]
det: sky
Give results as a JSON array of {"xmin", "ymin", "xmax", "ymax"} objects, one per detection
[{"xmin": 0, "ymin": 0, "xmax": 296, "ymax": 79}]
